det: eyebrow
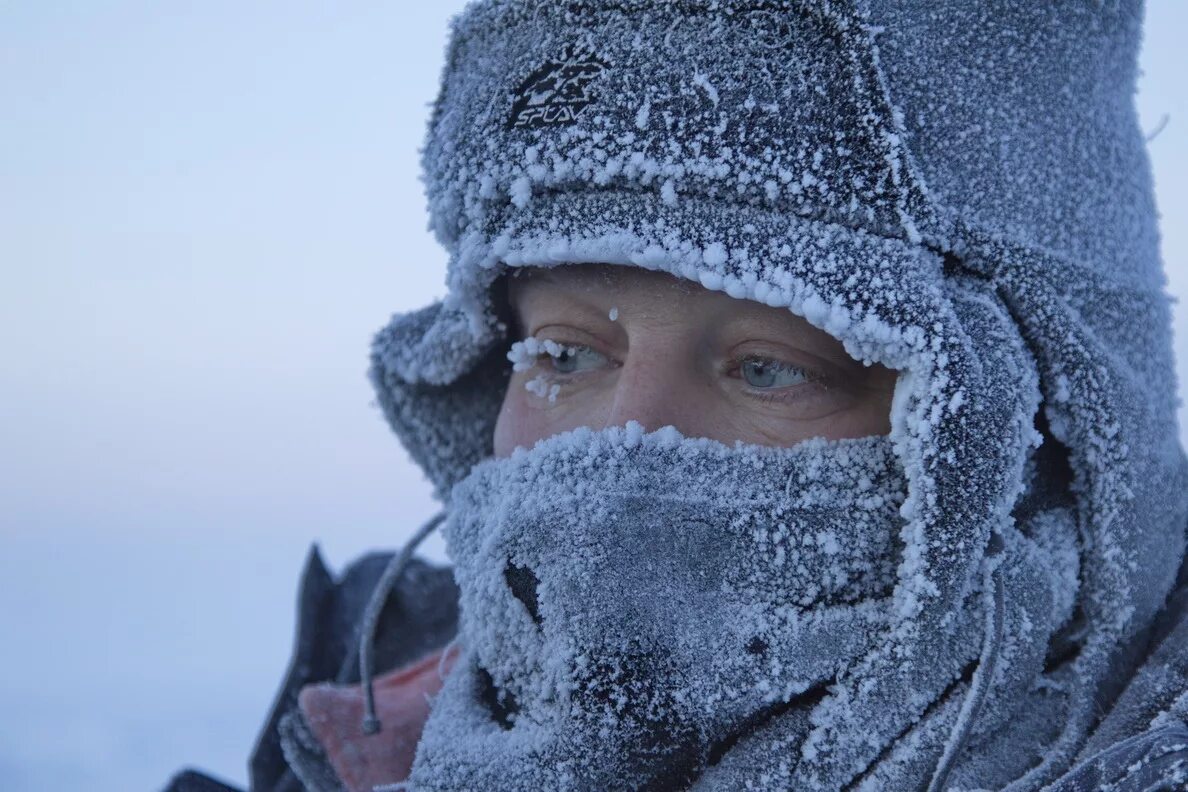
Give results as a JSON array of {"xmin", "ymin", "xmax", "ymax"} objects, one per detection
[
  {"xmin": 508, "ymin": 264, "xmax": 607, "ymax": 287},
  {"xmin": 509, "ymin": 281, "xmax": 608, "ymax": 320}
]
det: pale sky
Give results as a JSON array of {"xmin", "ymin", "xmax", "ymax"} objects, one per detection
[{"xmin": 0, "ymin": 3, "xmax": 1184, "ymax": 790}]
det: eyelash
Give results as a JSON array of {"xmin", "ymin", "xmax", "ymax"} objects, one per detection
[
  {"xmin": 751, "ymin": 387, "xmax": 815, "ymax": 405},
  {"xmin": 512, "ymin": 338, "xmax": 829, "ymax": 399},
  {"xmin": 727, "ymin": 356, "xmax": 830, "ymax": 403},
  {"xmin": 538, "ymin": 344, "xmax": 601, "ymax": 373},
  {"xmin": 508, "ymin": 337, "xmax": 609, "ymax": 378}
]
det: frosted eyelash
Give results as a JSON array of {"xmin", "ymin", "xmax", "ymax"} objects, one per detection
[{"xmin": 507, "ymin": 337, "xmax": 577, "ymax": 371}]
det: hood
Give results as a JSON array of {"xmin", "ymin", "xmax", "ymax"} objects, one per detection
[{"xmin": 367, "ymin": 1, "xmax": 1188, "ymax": 787}]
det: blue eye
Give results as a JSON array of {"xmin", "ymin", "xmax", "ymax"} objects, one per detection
[
  {"xmin": 548, "ymin": 345, "xmax": 605, "ymax": 374},
  {"xmin": 740, "ymin": 357, "xmax": 808, "ymax": 388}
]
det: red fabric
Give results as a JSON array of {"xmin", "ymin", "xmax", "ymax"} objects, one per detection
[{"xmin": 298, "ymin": 646, "xmax": 458, "ymax": 792}]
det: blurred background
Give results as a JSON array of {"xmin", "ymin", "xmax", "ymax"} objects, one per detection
[{"xmin": 0, "ymin": 3, "xmax": 1184, "ymax": 790}]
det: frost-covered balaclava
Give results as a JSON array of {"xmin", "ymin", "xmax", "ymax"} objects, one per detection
[{"xmin": 369, "ymin": 2, "xmax": 1188, "ymax": 790}]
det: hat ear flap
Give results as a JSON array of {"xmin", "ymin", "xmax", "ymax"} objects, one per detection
[{"xmin": 370, "ymin": 301, "xmax": 509, "ymax": 497}]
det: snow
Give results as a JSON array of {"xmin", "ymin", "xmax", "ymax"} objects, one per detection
[
  {"xmin": 660, "ymin": 179, "xmax": 677, "ymax": 206},
  {"xmin": 523, "ymin": 373, "xmax": 548, "ymax": 398},
  {"xmin": 507, "ymin": 337, "xmax": 575, "ymax": 372},
  {"xmin": 509, "ymin": 176, "xmax": 532, "ymax": 209},
  {"xmin": 692, "ymin": 71, "xmax": 720, "ymax": 107},
  {"xmin": 634, "ymin": 101, "xmax": 650, "ymax": 131}
]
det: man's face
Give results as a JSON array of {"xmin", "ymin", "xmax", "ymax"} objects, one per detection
[{"xmin": 494, "ymin": 264, "xmax": 898, "ymax": 456}]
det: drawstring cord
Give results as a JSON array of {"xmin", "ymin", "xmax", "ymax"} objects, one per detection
[
  {"xmin": 437, "ymin": 635, "xmax": 461, "ymax": 681},
  {"xmin": 359, "ymin": 511, "xmax": 446, "ymax": 735},
  {"xmin": 926, "ymin": 561, "xmax": 1006, "ymax": 792}
]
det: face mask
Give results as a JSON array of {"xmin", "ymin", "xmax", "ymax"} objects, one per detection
[{"xmin": 409, "ymin": 424, "xmax": 908, "ymax": 790}]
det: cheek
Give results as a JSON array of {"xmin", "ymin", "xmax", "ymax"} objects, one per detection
[
  {"xmin": 714, "ymin": 386, "xmax": 895, "ymax": 446},
  {"xmin": 848, "ymin": 387, "xmax": 894, "ymax": 437},
  {"xmin": 492, "ymin": 381, "xmax": 530, "ymax": 458},
  {"xmin": 492, "ymin": 372, "xmax": 609, "ymax": 457}
]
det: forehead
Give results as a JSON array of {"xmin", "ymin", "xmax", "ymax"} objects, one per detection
[{"xmin": 507, "ymin": 263, "xmax": 704, "ymax": 303}]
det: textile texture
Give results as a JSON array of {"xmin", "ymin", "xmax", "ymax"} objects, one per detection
[{"xmin": 365, "ymin": 1, "xmax": 1188, "ymax": 789}]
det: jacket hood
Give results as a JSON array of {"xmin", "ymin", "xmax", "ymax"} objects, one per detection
[{"xmin": 368, "ymin": 1, "xmax": 1188, "ymax": 787}]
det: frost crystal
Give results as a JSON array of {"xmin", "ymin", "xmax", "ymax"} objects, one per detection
[
  {"xmin": 366, "ymin": 2, "xmax": 1188, "ymax": 789},
  {"xmin": 692, "ymin": 71, "xmax": 720, "ymax": 107}
]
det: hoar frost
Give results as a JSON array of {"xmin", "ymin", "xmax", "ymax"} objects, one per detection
[
  {"xmin": 368, "ymin": 2, "xmax": 1188, "ymax": 789},
  {"xmin": 525, "ymin": 374, "xmax": 562, "ymax": 404},
  {"xmin": 507, "ymin": 337, "xmax": 579, "ymax": 372}
]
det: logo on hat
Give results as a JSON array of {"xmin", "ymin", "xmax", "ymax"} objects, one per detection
[{"xmin": 508, "ymin": 44, "xmax": 610, "ymax": 129}]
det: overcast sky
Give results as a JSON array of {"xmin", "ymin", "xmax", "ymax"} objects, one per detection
[{"xmin": 1, "ymin": 3, "xmax": 1184, "ymax": 790}]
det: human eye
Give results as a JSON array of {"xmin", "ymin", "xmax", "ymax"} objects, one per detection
[
  {"xmin": 507, "ymin": 337, "xmax": 608, "ymax": 376},
  {"xmin": 548, "ymin": 344, "xmax": 606, "ymax": 374},
  {"xmin": 737, "ymin": 356, "xmax": 810, "ymax": 389}
]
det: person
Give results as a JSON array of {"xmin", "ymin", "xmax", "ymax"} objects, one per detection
[{"xmin": 167, "ymin": 1, "xmax": 1188, "ymax": 790}]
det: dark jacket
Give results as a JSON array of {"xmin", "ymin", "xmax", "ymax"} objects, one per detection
[{"xmin": 164, "ymin": 547, "xmax": 457, "ymax": 792}]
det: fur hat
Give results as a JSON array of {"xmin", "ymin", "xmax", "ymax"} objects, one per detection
[{"xmin": 370, "ymin": 2, "xmax": 1187, "ymax": 787}]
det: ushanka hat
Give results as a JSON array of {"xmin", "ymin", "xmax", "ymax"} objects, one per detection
[{"xmin": 367, "ymin": 2, "xmax": 1188, "ymax": 789}]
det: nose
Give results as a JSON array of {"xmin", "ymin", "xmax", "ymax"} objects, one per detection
[{"xmin": 602, "ymin": 353, "xmax": 704, "ymax": 436}]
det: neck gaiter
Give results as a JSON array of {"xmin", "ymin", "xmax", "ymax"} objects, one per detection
[{"xmin": 408, "ymin": 424, "xmax": 910, "ymax": 790}]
